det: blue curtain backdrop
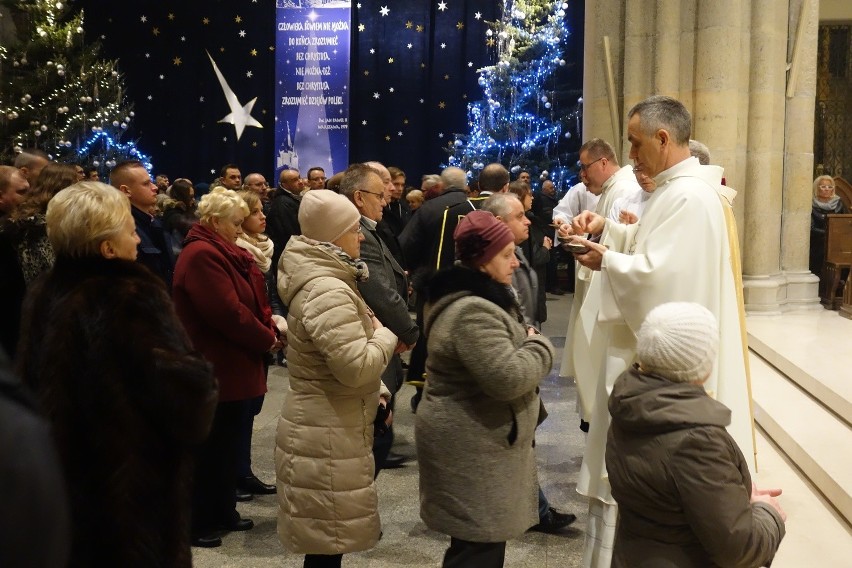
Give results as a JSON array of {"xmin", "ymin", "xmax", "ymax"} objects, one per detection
[{"xmin": 80, "ymin": 0, "xmax": 583, "ymax": 184}]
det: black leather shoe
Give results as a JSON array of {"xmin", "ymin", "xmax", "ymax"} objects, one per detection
[
  {"xmin": 220, "ymin": 517, "xmax": 254, "ymax": 532},
  {"xmin": 529, "ymin": 507, "xmax": 577, "ymax": 534},
  {"xmin": 547, "ymin": 287, "xmax": 567, "ymax": 296},
  {"xmin": 382, "ymin": 452, "xmax": 409, "ymax": 469},
  {"xmin": 238, "ymin": 474, "xmax": 276, "ymax": 495},
  {"xmin": 191, "ymin": 534, "xmax": 222, "ymax": 548},
  {"xmin": 235, "ymin": 487, "xmax": 253, "ymax": 502}
]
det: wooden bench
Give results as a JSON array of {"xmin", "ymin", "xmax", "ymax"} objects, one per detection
[{"xmin": 821, "ymin": 213, "xmax": 852, "ymax": 310}]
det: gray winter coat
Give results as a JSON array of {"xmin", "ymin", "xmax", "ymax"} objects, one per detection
[{"xmin": 415, "ymin": 266, "xmax": 554, "ymax": 543}]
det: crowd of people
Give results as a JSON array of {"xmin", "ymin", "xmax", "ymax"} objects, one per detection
[{"xmin": 0, "ymin": 95, "xmax": 800, "ymax": 567}]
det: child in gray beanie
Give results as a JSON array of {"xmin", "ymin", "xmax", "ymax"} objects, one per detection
[{"xmin": 605, "ymin": 302, "xmax": 786, "ymax": 568}]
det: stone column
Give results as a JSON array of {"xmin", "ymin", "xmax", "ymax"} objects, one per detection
[
  {"xmin": 781, "ymin": 0, "xmax": 821, "ymax": 308},
  {"xmin": 582, "ymin": 0, "xmax": 626, "ymax": 146},
  {"xmin": 739, "ymin": 0, "xmax": 789, "ymax": 313},
  {"xmin": 691, "ymin": 0, "xmax": 748, "ymax": 248}
]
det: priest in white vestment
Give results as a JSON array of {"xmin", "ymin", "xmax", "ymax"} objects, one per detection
[{"xmin": 568, "ymin": 96, "xmax": 754, "ymax": 568}]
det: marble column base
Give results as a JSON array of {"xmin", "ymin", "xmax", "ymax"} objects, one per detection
[{"xmin": 743, "ymin": 271, "xmax": 820, "ymax": 314}]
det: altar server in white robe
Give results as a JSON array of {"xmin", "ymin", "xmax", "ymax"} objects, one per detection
[
  {"xmin": 556, "ymin": 139, "xmax": 642, "ymax": 415},
  {"xmin": 568, "ymin": 95, "xmax": 754, "ymax": 568}
]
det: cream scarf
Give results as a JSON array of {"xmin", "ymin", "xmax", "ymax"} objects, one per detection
[{"xmin": 236, "ymin": 233, "xmax": 274, "ymax": 273}]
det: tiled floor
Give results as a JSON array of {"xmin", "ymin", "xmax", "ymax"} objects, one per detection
[{"xmin": 193, "ymin": 292, "xmax": 588, "ymax": 567}]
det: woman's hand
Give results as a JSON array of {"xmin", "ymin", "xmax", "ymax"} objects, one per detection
[
  {"xmin": 542, "ymin": 236, "xmax": 553, "ymax": 250},
  {"xmin": 371, "ymin": 315, "xmax": 384, "ymax": 331}
]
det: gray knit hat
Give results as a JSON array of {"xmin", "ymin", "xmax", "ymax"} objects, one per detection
[
  {"xmin": 298, "ymin": 189, "xmax": 361, "ymax": 243},
  {"xmin": 636, "ymin": 302, "xmax": 719, "ymax": 383}
]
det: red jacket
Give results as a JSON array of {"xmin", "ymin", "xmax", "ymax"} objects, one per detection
[{"xmin": 173, "ymin": 223, "xmax": 276, "ymax": 402}]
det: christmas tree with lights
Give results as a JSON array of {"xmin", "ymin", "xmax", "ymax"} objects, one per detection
[
  {"xmin": 447, "ymin": 0, "xmax": 580, "ymax": 189},
  {"xmin": 0, "ymin": 0, "xmax": 150, "ymax": 172}
]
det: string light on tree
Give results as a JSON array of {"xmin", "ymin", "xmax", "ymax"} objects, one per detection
[
  {"xmin": 0, "ymin": 0, "xmax": 150, "ymax": 175},
  {"xmin": 446, "ymin": 0, "xmax": 581, "ymax": 190}
]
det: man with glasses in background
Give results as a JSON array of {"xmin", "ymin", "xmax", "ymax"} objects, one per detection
[{"xmin": 306, "ymin": 167, "xmax": 327, "ymax": 190}]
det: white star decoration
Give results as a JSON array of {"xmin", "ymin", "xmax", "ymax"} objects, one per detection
[
  {"xmin": 239, "ymin": 30, "xmax": 246, "ymax": 37},
  {"xmin": 475, "ymin": 12, "xmax": 482, "ymax": 20},
  {"xmin": 438, "ymin": 1, "xmax": 448, "ymax": 11},
  {"xmin": 246, "ymin": 71, "xmax": 253, "ymax": 78},
  {"xmin": 145, "ymin": 53, "xmax": 150, "ymax": 58},
  {"xmin": 147, "ymin": 95, "xmax": 152, "ymax": 100},
  {"xmin": 468, "ymin": 62, "xmax": 473, "ymax": 67},
  {"xmin": 161, "ymin": 140, "xmax": 166, "ymax": 145},
  {"xmin": 370, "ymin": 48, "xmax": 375, "ymax": 54},
  {"xmin": 358, "ymin": 24, "xmax": 365, "ymax": 32},
  {"xmin": 407, "ymin": 43, "xmax": 413, "ymax": 49},
  {"xmin": 362, "ymin": 120, "xmax": 367, "ymax": 125},
  {"xmin": 389, "ymin": 87, "xmax": 395, "ymax": 93},
  {"xmin": 398, "ymin": 131, "xmax": 403, "ymax": 136},
  {"xmin": 206, "ymin": 51, "xmax": 263, "ymax": 141},
  {"xmin": 140, "ymin": 15, "xmax": 147, "ymax": 23},
  {"xmin": 441, "ymin": 43, "xmax": 447, "ymax": 49},
  {"xmin": 438, "ymin": 133, "xmax": 444, "ymax": 138},
  {"xmin": 373, "ymin": 92, "xmax": 380, "ymax": 99},
  {"xmin": 379, "ymin": 6, "xmax": 389, "ymax": 17},
  {"xmin": 419, "ymin": 98, "xmax": 425, "ymax": 103},
  {"xmin": 200, "ymin": 96, "xmax": 205, "ymax": 102}
]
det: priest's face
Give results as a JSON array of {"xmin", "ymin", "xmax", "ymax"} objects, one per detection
[{"xmin": 627, "ymin": 114, "xmax": 667, "ymax": 179}]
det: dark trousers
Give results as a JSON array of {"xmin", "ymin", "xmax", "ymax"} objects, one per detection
[
  {"xmin": 192, "ymin": 400, "xmax": 242, "ymax": 535},
  {"xmin": 304, "ymin": 553, "xmax": 343, "ymax": 567},
  {"xmin": 237, "ymin": 394, "xmax": 265, "ymax": 478},
  {"xmin": 443, "ymin": 538, "xmax": 506, "ymax": 568},
  {"xmin": 372, "ymin": 391, "xmax": 396, "ymax": 478}
]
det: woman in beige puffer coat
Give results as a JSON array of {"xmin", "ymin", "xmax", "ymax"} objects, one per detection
[{"xmin": 275, "ymin": 190, "xmax": 397, "ymax": 568}]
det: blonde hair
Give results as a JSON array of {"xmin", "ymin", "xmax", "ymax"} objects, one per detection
[
  {"xmin": 813, "ymin": 175, "xmax": 835, "ymax": 198},
  {"xmin": 196, "ymin": 187, "xmax": 249, "ymax": 226},
  {"xmin": 46, "ymin": 181, "xmax": 132, "ymax": 258},
  {"xmin": 236, "ymin": 189, "xmax": 260, "ymax": 213},
  {"xmin": 406, "ymin": 189, "xmax": 424, "ymax": 204}
]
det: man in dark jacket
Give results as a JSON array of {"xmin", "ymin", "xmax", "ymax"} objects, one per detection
[
  {"xmin": 266, "ymin": 168, "xmax": 303, "ymax": 307},
  {"xmin": 342, "ymin": 164, "xmax": 419, "ymax": 472},
  {"xmin": 110, "ymin": 160, "xmax": 176, "ymax": 287}
]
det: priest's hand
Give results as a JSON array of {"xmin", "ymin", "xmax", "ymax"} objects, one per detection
[
  {"xmin": 570, "ymin": 236, "xmax": 608, "ymax": 271},
  {"xmin": 572, "ymin": 211, "xmax": 605, "ymax": 236}
]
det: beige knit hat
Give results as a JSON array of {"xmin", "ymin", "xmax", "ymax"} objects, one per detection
[
  {"xmin": 636, "ymin": 302, "xmax": 719, "ymax": 383},
  {"xmin": 298, "ymin": 189, "xmax": 361, "ymax": 243}
]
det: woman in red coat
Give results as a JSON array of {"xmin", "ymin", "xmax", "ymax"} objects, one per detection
[{"xmin": 173, "ymin": 188, "xmax": 283, "ymax": 548}]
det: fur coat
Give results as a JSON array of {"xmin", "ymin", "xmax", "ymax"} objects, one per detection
[{"xmin": 16, "ymin": 256, "xmax": 218, "ymax": 568}]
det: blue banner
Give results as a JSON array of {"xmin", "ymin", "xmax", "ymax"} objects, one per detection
[{"xmin": 275, "ymin": 1, "xmax": 351, "ymax": 179}]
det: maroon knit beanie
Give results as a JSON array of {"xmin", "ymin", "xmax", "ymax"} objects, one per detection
[{"xmin": 453, "ymin": 210, "xmax": 515, "ymax": 267}]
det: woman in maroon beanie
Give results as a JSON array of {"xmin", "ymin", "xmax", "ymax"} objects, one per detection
[
  {"xmin": 416, "ymin": 210, "xmax": 556, "ymax": 567},
  {"xmin": 172, "ymin": 188, "xmax": 283, "ymax": 548}
]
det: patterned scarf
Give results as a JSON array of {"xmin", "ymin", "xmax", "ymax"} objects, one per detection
[{"xmin": 300, "ymin": 236, "xmax": 370, "ymax": 282}]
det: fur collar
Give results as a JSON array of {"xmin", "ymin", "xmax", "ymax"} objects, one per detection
[{"xmin": 425, "ymin": 264, "xmax": 517, "ymax": 313}]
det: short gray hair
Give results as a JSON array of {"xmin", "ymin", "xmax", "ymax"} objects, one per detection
[
  {"xmin": 628, "ymin": 95, "xmax": 691, "ymax": 146},
  {"xmin": 339, "ymin": 163, "xmax": 381, "ymax": 202},
  {"xmin": 482, "ymin": 192, "xmax": 520, "ymax": 219},
  {"xmin": 421, "ymin": 174, "xmax": 442, "ymax": 191},
  {"xmin": 441, "ymin": 166, "xmax": 467, "ymax": 190},
  {"xmin": 688, "ymin": 140, "xmax": 711, "ymax": 165}
]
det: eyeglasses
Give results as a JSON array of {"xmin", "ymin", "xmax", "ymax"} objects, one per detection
[
  {"xmin": 579, "ymin": 157, "xmax": 604, "ymax": 171},
  {"xmin": 818, "ymin": 184, "xmax": 834, "ymax": 189},
  {"xmin": 358, "ymin": 189, "xmax": 385, "ymax": 199},
  {"xmin": 349, "ymin": 225, "xmax": 363, "ymax": 234}
]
